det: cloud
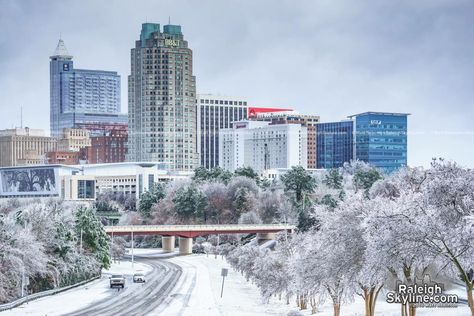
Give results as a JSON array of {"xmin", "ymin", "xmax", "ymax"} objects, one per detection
[{"xmin": 0, "ymin": 0, "xmax": 473, "ymax": 167}]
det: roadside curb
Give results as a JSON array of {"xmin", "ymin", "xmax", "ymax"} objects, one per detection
[{"xmin": 0, "ymin": 276, "xmax": 100, "ymax": 312}]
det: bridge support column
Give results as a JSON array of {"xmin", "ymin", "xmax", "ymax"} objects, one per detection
[
  {"xmin": 162, "ymin": 236, "xmax": 175, "ymax": 252},
  {"xmin": 179, "ymin": 237, "xmax": 193, "ymax": 255},
  {"xmin": 257, "ymin": 232, "xmax": 276, "ymax": 242}
]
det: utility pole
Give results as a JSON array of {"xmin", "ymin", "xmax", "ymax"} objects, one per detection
[
  {"xmin": 21, "ymin": 220, "xmax": 26, "ymax": 297},
  {"xmin": 131, "ymin": 231, "xmax": 134, "ymax": 269},
  {"xmin": 80, "ymin": 228, "xmax": 83, "ymax": 254},
  {"xmin": 111, "ymin": 231, "xmax": 114, "ymax": 263},
  {"xmin": 21, "ymin": 264, "xmax": 25, "ymax": 297}
]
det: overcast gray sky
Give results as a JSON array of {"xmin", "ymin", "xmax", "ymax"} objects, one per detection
[{"xmin": 0, "ymin": 0, "xmax": 473, "ymax": 168}]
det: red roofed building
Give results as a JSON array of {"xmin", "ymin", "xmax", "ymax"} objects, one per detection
[{"xmin": 247, "ymin": 107, "xmax": 293, "ymax": 118}]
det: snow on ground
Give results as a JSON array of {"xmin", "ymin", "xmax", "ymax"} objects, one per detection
[
  {"xmin": 151, "ymin": 251, "xmax": 471, "ymax": 316},
  {"xmin": 1, "ymin": 248, "xmax": 470, "ymax": 316},
  {"xmin": 104, "ymin": 259, "xmax": 152, "ymax": 275},
  {"xmin": 303, "ymin": 291, "xmax": 470, "ymax": 316},
  {"xmin": 154, "ymin": 254, "xmax": 293, "ymax": 316},
  {"xmin": 0, "ymin": 259, "xmax": 151, "ymax": 316}
]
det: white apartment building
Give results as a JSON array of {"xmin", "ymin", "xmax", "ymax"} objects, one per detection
[
  {"xmin": 219, "ymin": 120, "xmax": 307, "ymax": 174},
  {"xmin": 197, "ymin": 94, "xmax": 248, "ymax": 169}
]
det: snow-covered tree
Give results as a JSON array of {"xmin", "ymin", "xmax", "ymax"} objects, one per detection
[
  {"xmin": 414, "ymin": 160, "xmax": 474, "ymax": 315},
  {"xmin": 238, "ymin": 211, "xmax": 263, "ymax": 224},
  {"xmin": 280, "ymin": 166, "xmax": 316, "ymax": 203},
  {"xmin": 138, "ymin": 183, "xmax": 165, "ymax": 218},
  {"xmin": 75, "ymin": 206, "xmax": 110, "ymax": 269},
  {"xmin": 172, "ymin": 186, "xmax": 208, "ymax": 223},
  {"xmin": 200, "ymin": 181, "xmax": 231, "ymax": 223}
]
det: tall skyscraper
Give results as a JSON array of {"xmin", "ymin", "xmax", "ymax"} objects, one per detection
[
  {"xmin": 349, "ymin": 112, "xmax": 409, "ymax": 172},
  {"xmin": 127, "ymin": 23, "xmax": 198, "ymax": 171},
  {"xmin": 197, "ymin": 94, "xmax": 248, "ymax": 169},
  {"xmin": 50, "ymin": 39, "xmax": 126, "ymax": 138},
  {"xmin": 316, "ymin": 120, "xmax": 354, "ymax": 169}
]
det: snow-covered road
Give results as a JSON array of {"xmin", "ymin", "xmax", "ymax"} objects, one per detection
[
  {"xmin": 0, "ymin": 250, "xmax": 292, "ymax": 316},
  {"xmin": 0, "ymin": 251, "xmax": 182, "ymax": 316},
  {"xmin": 68, "ymin": 257, "xmax": 182, "ymax": 316},
  {"xmin": 3, "ymin": 249, "xmax": 468, "ymax": 316}
]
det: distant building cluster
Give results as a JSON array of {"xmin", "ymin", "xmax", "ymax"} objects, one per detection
[{"xmin": 0, "ymin": 21, "xmax": 409, "ymax": 199}]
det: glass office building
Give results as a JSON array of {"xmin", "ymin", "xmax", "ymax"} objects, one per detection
[
  {"xmin": 350, "ymin": 112, "xmax": 409, "ymax": 173},
  {"xmin": 50, "ymin": 39, "xmax": 124, "ymax": 138},
  {"xmin": 316, "ymin": 121, "xmax": 354, "ymax": 169}
]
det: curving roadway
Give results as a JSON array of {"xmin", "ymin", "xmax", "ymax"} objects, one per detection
[{"xmin": 66, "ymin": 252, "xmax": 182, "ymax": 316}]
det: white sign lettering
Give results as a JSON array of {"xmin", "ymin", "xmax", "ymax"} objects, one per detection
[{"xmin": 164, "ymin": 39, "xmax": 180, "ymax": 47}]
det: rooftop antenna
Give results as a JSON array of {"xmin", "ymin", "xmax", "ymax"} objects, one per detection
[
  {"xmin": 168, "ymin": 16, "xmax": 171, "ymax": 24},
  {"xmin": 20, "ymin": 106, "xmax": 23, "ymax": 129}
]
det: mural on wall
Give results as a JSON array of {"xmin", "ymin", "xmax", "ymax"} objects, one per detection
[{"xmin": 0, "ymin": 167, "xmax": 58, "ymax": 195}]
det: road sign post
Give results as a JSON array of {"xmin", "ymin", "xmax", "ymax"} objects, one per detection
[{"xmin": 220, "ymin": 268, "xmax": 228, "ymax": 298}]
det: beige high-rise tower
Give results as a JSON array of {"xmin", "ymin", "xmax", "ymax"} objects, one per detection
[{"xmin": 127, "ymin": 23, "xmax": 198, "ymax": 171}]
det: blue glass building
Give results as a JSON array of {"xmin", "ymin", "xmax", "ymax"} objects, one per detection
[
  {"xmin": 316, "ymin": 121, "xmax": 354, "ymax": 169},
  {"xmin": 349, "ymin": 112, "xmax": 409, "ymax": 172},
  {"xmin": 50, "ymin": 39, "xmax": 126, "ymax": 137}
]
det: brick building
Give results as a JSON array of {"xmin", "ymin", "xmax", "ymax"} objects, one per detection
[
  {"xmin": 46, "ymin": 151, "xmax": 80, "ymax": 165},
  {"xmin": 82, "ymin": 129, "xmax": 127, "ymax": 164}
]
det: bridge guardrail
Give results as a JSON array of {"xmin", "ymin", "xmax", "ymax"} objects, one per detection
[
  {"xmin": 104, "ymin": 223, "xmax": 295, "ymax": 233},
  {"xmin": 0, "ymin": 276, "xmax": 100, "ymax": 312}
]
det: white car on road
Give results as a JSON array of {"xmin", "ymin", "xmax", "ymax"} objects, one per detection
[
  {"xmin": 133, "ymin": 273, "xmax": 146, "ymax": 283},
  {"xmin": 110, "ymin": 274, "xmax": 125, "ymax": 288}
]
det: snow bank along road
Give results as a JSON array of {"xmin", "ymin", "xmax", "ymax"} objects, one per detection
[
  {"xmin": 0, "ymin": 251, "xmax": 183, "ymax": 316},
  {"xmin": 67, "ymin": 254, "xmax": 182, "ymax": 316}
]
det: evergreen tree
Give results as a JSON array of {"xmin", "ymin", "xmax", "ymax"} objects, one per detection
[
  {"xmin": 173, "ymin": 187, "xmax": 208, "ymax": 222},
  {"xmin": 138, "ymin": 183, "xmax": 165, "ymax": 217},
  {"xmin": 353, "ymin": 168, "xmax": 382, "ymax": 196},
  {"xmin": 74, "ymin": 207, "xmax": 110, "ymax": 269},
  {"xmin": 280, "ymin": 166, "xmax": 316, "ymax": 202},
  {"xmin": 323, "ymin": 168, "xmax": 343, "ymax": 190},
  {"xmin": 193, "ymin": 166, "xmax": 210, "ymax": 182},
  {"xmin": 235, "ymin": 167, "xmax": 259, "ymax": 181}
]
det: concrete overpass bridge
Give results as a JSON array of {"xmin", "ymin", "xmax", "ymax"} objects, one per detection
[{"xmin": 105, "ymin": 224, "xmax": 295, "ymax": 255}]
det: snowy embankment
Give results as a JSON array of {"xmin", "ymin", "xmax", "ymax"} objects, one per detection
[
  {"xmin": 0, "ymin": 260, "xmax": 151, "ymax": 316},
  {"xmin": 157, "ymin": 253, "xmax": 471, "ymax": 316},
  {"xmin": 154, "ymin": 253, "xmax": 291, "ymax": 316},
  {"xmin": 1, "ymin": 248, "xmax": 469, "ymax": 316}
]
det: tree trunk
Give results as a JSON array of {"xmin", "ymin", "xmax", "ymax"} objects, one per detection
[
  {"xmin": 333, "ymin": 303, "xmax": 341, "ymax": 316},
  {"xmin": 467, "ymin": 286, "xmax": 474, "ymax": 316},
  {"xmin": 362, "ymin": 285, "xmax": 382, "ymax": 316},
  {"xmin": 300, "ymin": 293, "xmax": 307, "ymax": 310},
  {"xmin": 401, "ymin": 303, "xmax": 408, "ymax": 316},
  {"xmin": 363, "ymin": 288, "xmax": 370, "ymax": 316},
  {"xmin": 310, "ymin": 296, "xmax": 317, "ymax": 314}
]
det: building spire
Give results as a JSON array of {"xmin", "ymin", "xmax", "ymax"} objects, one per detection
[{"xmin": 52, "ymin": 38, "xmax": 72, "ymax": 59}]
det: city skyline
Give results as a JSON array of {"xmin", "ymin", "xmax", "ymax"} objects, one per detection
[{"xmin": 1, "ymin": 0, "xmax": 473, "ymax": 168}]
